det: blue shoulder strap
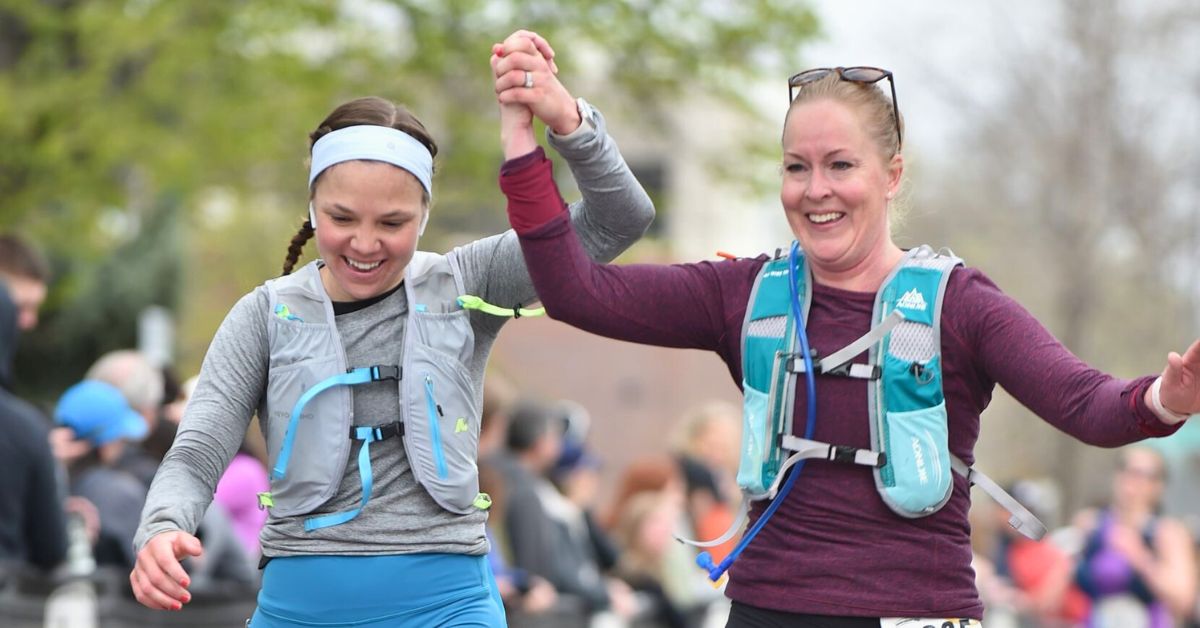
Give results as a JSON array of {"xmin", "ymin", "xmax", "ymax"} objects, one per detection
[
  {"xmin": 272, "ymin": 365, "xmax": 400, "ymax": 480},
  {"xmin": 271, "ymin": 365, "xmax": 400, "ymax": 531}
]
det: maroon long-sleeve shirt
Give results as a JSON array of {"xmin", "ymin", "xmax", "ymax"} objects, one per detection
[{"xmin": 500, "ymin": 151, "xmax": 1179, "ymax": 618}]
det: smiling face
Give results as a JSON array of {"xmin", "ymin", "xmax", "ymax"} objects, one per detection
[
  {"xmin": 780, "ymin": 99, "xmax": 904, "ymax": 288},
  {"xmin": 311, "ymin": 160, "xmax": 427, "ymax": 302}
]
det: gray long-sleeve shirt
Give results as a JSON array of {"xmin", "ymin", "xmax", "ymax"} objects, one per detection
[{"xmin": 135, "ymin": 105, "xmax": 653, "ymax": 558}]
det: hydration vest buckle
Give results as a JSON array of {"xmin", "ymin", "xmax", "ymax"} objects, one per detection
[
  {"xmin": 784, "ymin": 349, "xmax": 820, "ymax": 374},
  {"xmin": 831, "ymin": 445, "xmax": 858, "ymax": 464},
  {"xmin": 351, "ymin": 421, "xmax": 404, "ymax": 441},
  {"xmin": 369, "ymin": 365, "xmax": 401, "ymax": 381},
  {"xmin": 824, "ymin": 362, "xmax": 882, "ymax": 380}
]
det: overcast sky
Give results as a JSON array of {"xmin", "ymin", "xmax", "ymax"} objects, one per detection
[{"xmin": 792, "ymin": 2, "xmax": 1050, "ymax": 154}]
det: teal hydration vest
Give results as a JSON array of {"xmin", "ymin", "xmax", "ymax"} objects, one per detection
[{"xmin": 683, "ymin": 246, "xmax": 1044, "ymax": 554}]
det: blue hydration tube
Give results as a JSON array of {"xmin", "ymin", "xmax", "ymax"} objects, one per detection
[{"xmin": 696, "ymin": 241, "xmax": 818, "ymax": 583}]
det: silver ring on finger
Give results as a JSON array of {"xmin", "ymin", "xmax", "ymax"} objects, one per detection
[{"xmin": 523, "ymin": 70, "xmax": 534, "ymax": 89}]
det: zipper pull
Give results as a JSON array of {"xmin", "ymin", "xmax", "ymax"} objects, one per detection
[{"xmin": 424, "ymin": 375, "xmax": 444, "ymax": 416}]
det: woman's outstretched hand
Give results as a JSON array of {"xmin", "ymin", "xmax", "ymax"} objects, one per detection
[
  {"xmin": 130, "ymin": 530, "xmax": 203, "ymax": 610},
  {"xmin": 1154, "ymin": 338, "xmax": 1200, "ymax": 421}
]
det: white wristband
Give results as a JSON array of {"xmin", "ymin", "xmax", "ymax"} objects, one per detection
[{"xmin": 1150, "ymin": 377, "xmax": 1189, "ymax": 425}]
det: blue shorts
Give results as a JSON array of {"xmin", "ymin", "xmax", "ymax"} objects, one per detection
[{"xmin": 249, "ymin": 553, "xmax": 506, "ymax": 627}]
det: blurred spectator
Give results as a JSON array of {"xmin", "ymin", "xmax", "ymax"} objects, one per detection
[
  {"xmin": 549, "ymin": 400, "xmax": 620, "ymax": 579},
  {"xmin": 604, "ymin": 456, "xmax": 679, "ymax": 531},
  {"xmin": 161, "ymin": 373, "xmax": 198, "ymax": 425},
  {"xmin": 978, "ymin": 479, "xmax": 1089, "ymax": 627},
  {"xmin": 493, "ymin": 398, "xmax": 635, "ymax": 619},
  {"xmin": 670, "ymin": 401, "xmax": 741, "ymax": 563},
  {"xmin": 83, "ymin": 349, "xmax": 165, "ymax": 487},
  {"xmin": 1073, "ymin": 447, "xmax": 1197, "ymax": 627},
  {"xmin": 610, "ymin": 482, "xmax": 690, "ymax": 627},
  {"xmin": 1145, "ymin": 420, "xmax": 1200, "ymax": 539},
  {"xmin": 606, "ymin": 454, "xmax": 722, "ymax": 624},
  {"xmin": 486, "ymin": 527, "xmax": 559, "ymax": 617},
  {"xmin": 86, "ymin": 349, "xmax": 164, "ymax": 433},
  {"xmin": 476, "ymin": 376, "xmax": 559, "ymax": 616},
  {"xmin": 0, "ymin": 232, "xmax": 50, "ymax": 334},
  {"xmin": 480, "ymin": 372, "xmax": 518, "ymax": 459},
  {"xmin": 55, "ymin": 380, "xmax": 149, "ymax": 569},
  {"xmin": 0, "ymin": 286, "xmax": 67, "ymax": 571}
]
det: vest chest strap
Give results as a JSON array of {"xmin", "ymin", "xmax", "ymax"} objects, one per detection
[
  {"xmin": 273, "ymin": 364, "xmax": 402, "ymax": 481},
  {"xmin": 779, "ymin": 435, "xmax": 886, "ymax": 469},
  {"xmin": 788, "ymin": 357, "xmax": 880, "ymax": 380},
  {"xmin": 351, "ymin": 422, "xmax": 404, "ymax": 441},
  {"xmin": 675, "ymin": 437, "xmax": 886, "ymax": 550},
  {"xmin": 785, "ymin": 310, "xmax": 906, "ymax": 380},
  {"xmin": 365, "ymin": 365, "xmax": 401, "ymax": 381},
  {"xmin": 753, "ymin": 437, "xmax": 887, "ymax": 502}
]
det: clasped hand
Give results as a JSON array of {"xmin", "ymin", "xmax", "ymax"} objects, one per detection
[{"xmin": 491, "ymin": 30, "xmax": 582, "ymax": 158}]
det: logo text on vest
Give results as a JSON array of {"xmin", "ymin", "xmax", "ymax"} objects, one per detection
[{"xmin": 911, "ymin": 436, "xmax": 928, "ymax": 485}]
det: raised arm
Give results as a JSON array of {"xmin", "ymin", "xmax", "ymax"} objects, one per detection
[
  {"xmin": 454, "ymin": 31, "xmax": 654, "ymax": 327},
  {"xmin": 502, "ymin": 145, "xmax": 762, "ymax": 357}
]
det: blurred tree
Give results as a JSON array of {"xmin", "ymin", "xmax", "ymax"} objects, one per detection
[
  {"xmin": 0, "ymin": 0, "xmax": 819, "ymax": 399},
  {"xmin": 904, "ymin": 0, "xmax": 1200, "ymax": 513}
]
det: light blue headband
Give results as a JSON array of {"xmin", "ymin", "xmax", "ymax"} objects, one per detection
[{"xmin": 308, "ymin": 125, "xmax": 434, "ymax": 234}]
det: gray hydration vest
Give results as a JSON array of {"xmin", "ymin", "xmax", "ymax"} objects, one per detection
[{"xmin": 261, "ymin": 255, "xmax": 487, "ymax": 531}]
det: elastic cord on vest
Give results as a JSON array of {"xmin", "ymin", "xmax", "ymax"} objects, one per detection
[
  {"xmin": 696, "ymin": 241, "xmax": 818, "ymax": 583},
  {"xmin": 456, "ymin": 295, "xmax": 546, "ymax": 318}
]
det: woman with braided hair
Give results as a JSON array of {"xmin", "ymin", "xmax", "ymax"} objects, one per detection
[{"xmin": 130, "ymin": 30, "xmax": 653, "ymax": 626}]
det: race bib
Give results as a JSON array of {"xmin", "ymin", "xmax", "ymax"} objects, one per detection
[{"xmin": 880, "ymin": 619, "xmax": 981, "ymax": 628}]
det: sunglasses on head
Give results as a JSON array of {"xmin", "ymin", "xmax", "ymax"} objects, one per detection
[{"xmin": 787, "ymin": 66, "xmax": 902, "ymax": 152}]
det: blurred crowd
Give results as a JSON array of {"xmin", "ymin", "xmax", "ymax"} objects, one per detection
[
  {"xmin": 0, "ymin": 234, "xmax": 266, "ymax": 615},
  {"xmin": 976, "ymin": 446, "xmax": 1200, "ymax": 628},
  {"xmin": 4, "ymin": 227, "xmax": 1200, "ymax": 628},
  {"xmin": 476, "ymin": 376, "xmax": 739, "ymax": 627}
]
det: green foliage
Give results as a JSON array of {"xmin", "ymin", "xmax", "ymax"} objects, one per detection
[{"xmin": 1, "ymin": 0, "xmax": 818, "ymax": 398}]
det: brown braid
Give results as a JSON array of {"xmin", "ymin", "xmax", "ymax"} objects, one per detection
[{"xmin": 281, "ymin": 219, "xmax": 315, "ymax": 276}]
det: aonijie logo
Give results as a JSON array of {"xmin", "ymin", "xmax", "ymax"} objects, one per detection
[
  {"xmin": 896, "ymin": 288, "xmax": 928, "ymax": 312},
  {"xmin": 911, "ymin": 436, "xmax": 928, "ymax": 485}
]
